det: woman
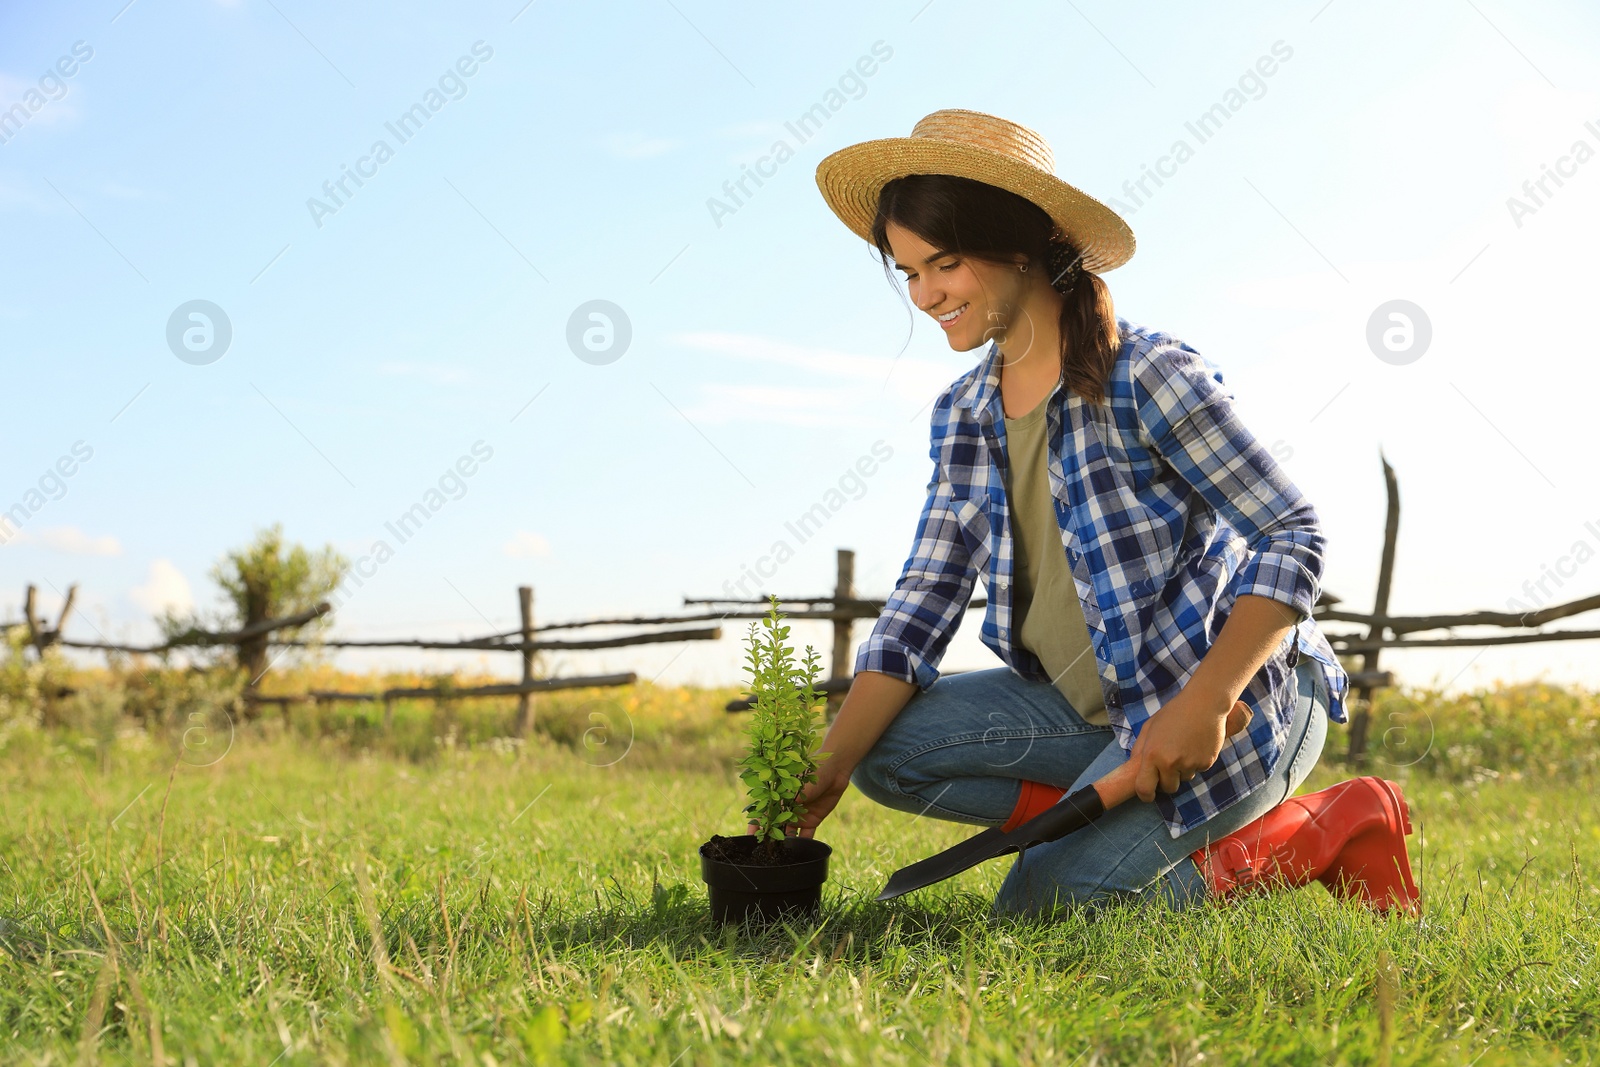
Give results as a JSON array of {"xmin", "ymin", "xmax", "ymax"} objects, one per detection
[{"xmin": 794, "ymin": 109, "xmax": 1419, "ymax": 917}]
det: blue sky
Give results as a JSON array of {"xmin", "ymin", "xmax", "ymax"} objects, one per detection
[{"xmin": 3, "ymin": 0, "xmax": 1599, "ymax": 697}]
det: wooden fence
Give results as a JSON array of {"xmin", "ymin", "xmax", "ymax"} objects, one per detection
[
  {"xmin": 11, "ymin": 584, "xmax": 721, "ymax": 736},
  {"xmin": 1312, "ymin": 452, "xmax": 1600, "ymax": 763},
  {"xmin": 11, "ymin": 454, "xmax": 1599, "ymax": 763},
  {"xmin": 705, "ymin": 456, "xmax": 1600, "ymax": 768}
]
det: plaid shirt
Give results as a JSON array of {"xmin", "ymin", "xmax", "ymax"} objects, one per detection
[{"xmin": 855, "ymin": 316, "xmax": 1350, "ymax": 838}]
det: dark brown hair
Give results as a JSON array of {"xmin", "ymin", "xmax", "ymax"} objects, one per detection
[{"xmin": 869, "ymin": 174, "xmax": 1121, "ymax": 405}]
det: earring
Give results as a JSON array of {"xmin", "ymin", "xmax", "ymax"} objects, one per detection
[{"xmin": 1019, "ymin": 263, "xmax": 1027, "ymax": 272}]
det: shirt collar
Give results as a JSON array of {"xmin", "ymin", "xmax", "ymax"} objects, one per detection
[
  {"xmin": 951, "ymin": 339, "xmax": 1070, "ymax": 425},
  {"xmin": 953, "ymin": 315, "xmax": 1138, "ymax": 422},
  {"xmin": 952, "ymin": 339, "xmax": 1004, "ymax": 423}
]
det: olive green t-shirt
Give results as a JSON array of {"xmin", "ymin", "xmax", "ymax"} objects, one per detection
[{"xmin": 1003, "ymin": 392, "xmax": 1110, "ymax": 726}]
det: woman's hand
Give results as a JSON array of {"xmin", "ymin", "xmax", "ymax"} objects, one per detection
[
  {"xmin": 742, "ymin": 671, "xmax": 918, "ymax": 840},
  {"xmin": 747, "ymin": 761, "xmax": 853, "ymax": 840},
  {"xmin": 1129, "ymin": 682, "xmax": 1243, "ymax": 802}
]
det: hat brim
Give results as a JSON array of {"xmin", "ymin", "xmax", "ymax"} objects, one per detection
[{"xmin": 815, "ymin": 137, "xmax": 1135, "ymax": 274}]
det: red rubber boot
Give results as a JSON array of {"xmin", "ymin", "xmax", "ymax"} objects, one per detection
[
  {"xmin": 1000, "ymin": 780, "xmax": 1067, "ymax": 832},
  {"xmin": 1189, "ymin": 776, "xmax": 1420, "ymax": 914}
]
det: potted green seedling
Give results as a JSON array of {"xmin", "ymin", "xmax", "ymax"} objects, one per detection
[{"xmin": 699, "ymin": 594, "xmax": 833, "ymax": 924}]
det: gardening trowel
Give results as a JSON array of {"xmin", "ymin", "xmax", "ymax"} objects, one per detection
[{"xmin": 875, "ymin": 700, "xmax": 1253, "ymax": 901}]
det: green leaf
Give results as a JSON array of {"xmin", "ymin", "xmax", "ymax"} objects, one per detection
[{"xmin": 736, "ymin": 594, "xmax": 826, "ymax": 837}]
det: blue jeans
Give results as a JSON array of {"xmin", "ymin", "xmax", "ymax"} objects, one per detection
[{"xmin": 851, "ymin": 658, "xmax": 1330, "ymax": 916}]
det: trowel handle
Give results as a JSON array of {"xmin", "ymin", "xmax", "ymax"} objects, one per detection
[{"xmin": 1091, "ymin": 699, "xmax": 1253, "ymax": 810}]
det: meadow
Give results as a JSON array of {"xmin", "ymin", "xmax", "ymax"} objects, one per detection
[{"xmin": 1, "ymin": 669, "xmax": 1598, "ymax": 1065}]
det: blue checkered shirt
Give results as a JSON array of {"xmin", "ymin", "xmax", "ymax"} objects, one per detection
[{"xmin": 855, "ymin": 316, "xmax": 1350, "ymax": 838}]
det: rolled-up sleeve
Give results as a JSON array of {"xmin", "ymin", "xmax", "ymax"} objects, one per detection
[
  {"xmin": 1130, "ymin": 341, "xmax": 1324, "ymax": 625},
  {"xmin": 853, "ymin": 422, "xmax": 978, "ymax": 691}
]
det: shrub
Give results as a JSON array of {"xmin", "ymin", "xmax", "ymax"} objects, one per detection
[{"xmin": 737, "ymin": 595, "xmax": 829, "ymax": 852}]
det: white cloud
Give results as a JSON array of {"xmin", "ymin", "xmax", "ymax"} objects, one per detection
[
  {"xmin": 714, "ymin": 120, "xmax": 785, "ymax": 140},
  {"xmin": 503, "ymin": 531, "xmax": 551, "ymax": 559},
  {"xmin": 604, "ymin": 132, "xmax": 680, "ymax": 159},
  {"xmin": 0, "ymin": 73, "xmax": 81, "ymax": 128},
  {"xmin": 4, "ymin": 525, "xmax": 122, "ymax": 556},
  {"xmin": 379, "ymin": 361, "xmax": 473, "ymax": 385},
  {"xmin": 0, "ymin": 178, "xmax": 46, "ymax": 212},
  {"xmin": 129, "ymin": 560, "xmax": 194, "ymax": 616},
  {"xmin": 100, "ymin": 181, "xmax": 154, "ymax": 200},
  {"xmin": 674, "ymin": 331, "xmax": 935, "ymax": 383},
  {"xmin": 669, "ymin": 331, "xmax": 964, "ymax": 425},
  {"xmin": 679, "ymin": 383, "xmax": 881, "ymax": 428}
]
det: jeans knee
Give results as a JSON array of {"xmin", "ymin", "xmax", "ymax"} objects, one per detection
[
  {"xmin": 993, "ymin": 847, "xmax": 1104, "ymax": 911},
  {"xmin": 991, "ymin": 848, "xmax": 1208, "ymax": 919},
  {"xmin": 849, "ymin": 746, "xmax": 898, "ymax": 807},
  {"xmin": 991, "ymin": 858, "xmax": 1103, "ymax": 918}
]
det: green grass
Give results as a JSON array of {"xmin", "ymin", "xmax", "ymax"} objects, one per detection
[{"xmin": 2, "ymin": 681, "xmax": 1599, "ymax": 1065}]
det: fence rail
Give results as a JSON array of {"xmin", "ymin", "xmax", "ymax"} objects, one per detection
[
  {"xmin": 20, "ymin": 583, "xmax": 722, "ymax": 735},
  {"xmin": 1310, "ymin": 452, "xmax": 1600, "ymax": 762},
  {"xmin": 15, "ymin": 450, "xmax": 1600, "ymax": 763},
  {"xmin": 245, "ymin": 671, "xmax": 639, "ymax": 729}
]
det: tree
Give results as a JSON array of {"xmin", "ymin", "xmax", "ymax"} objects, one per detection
[{"xmin": 159, "ymin": 524, "xmax": 348, "ymax": 687}]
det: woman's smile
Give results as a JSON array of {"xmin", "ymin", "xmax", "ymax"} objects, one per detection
[{"xmin": 935, "ymin": 302, "xmax": 970, "ymax": 330}]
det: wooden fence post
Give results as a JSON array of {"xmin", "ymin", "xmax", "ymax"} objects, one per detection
[
  {"xmin": 23, "ymin": 585, "xmax": 41, "ymax": 656},
  {"xmin": 54, "ymin": 585, "xmax": 77, "ymax": 642},
  {"xmin": 1347, "ymin": 451, "xmax": 1400, "ymax": 766},
  {"xmin": 827, "ymin": 550, "xmax": 854, "ymax": 722},
  {"xmin": 515, "ymin": 585, "xmax": 535, "ymax": 737},
  {"xmin": 23, "ymin": 583, "xmax": 78, "ymax": 727},
  {"xmin": 22, "ymin": 585, "xmax": 48, "ymax": 726}
]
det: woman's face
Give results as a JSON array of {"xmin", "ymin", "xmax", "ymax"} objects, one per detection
[{"xmin": 885, "ymin": 220, "xmax": 1026, "ymax": 352}]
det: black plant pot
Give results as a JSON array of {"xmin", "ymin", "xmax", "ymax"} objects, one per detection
[{"xmin": 699, "ymin": 834, "xmax": 832, "ymax": 924}]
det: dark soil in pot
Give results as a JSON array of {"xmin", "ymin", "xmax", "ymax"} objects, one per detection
[{"xmin": 699, "ymin": 834, "xmax": 832, "ymax": 924}]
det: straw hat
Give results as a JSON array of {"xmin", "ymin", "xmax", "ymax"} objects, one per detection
[{"xmin": 814, "ymin": 108, "xmax": 1135, "ymax": 274}]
